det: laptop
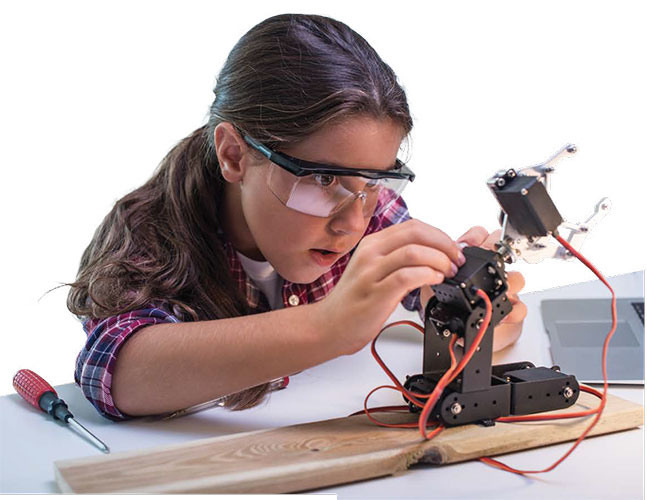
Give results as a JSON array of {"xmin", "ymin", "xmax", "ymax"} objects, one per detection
[{"xmin": 541, "ymin": 298, "xmax": 644, "ymax": 384}]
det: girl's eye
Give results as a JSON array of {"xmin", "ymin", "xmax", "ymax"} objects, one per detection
[{"xmin": 314, "ymin": 174, "xmax": 336, "ymax": 187}]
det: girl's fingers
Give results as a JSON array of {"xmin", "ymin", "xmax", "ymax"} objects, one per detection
[
  {"xmin": 501, "ymin": 298, "xmax": 527, "ymax": 324},
  {"xmin": 480, "ymin": 229, "xmax": 503, "ymax": 251},
  {"xmin": 374, "ymin": 244, "xmax": 457, "ymax": 283},
  {"xmin": 456, "ymin": 227, "xmax": 502, "ymax": 252},
  {"xmin": 506, "ymin": 271, "xmax": 525, "ymax": 296},
  {"xmin": 376, "ymin": 265, "xmax": 445, "ymax": 300},
  {"xmin": 456, "ymin": 226, "xmax": 489, "ymax": 248},
  {"xmin": 420, "ymin": 285, "xmax": 434, "ymax": 309},
  {"xmin": 492, "ymin": 321, "xmax": 524, "ymax": 352},
  {"xmin": 502, "ymin": 271, "xmax": 526, "ymax": 324},
  {"xmin": 367, "ymin": 219, "xmax": 464, "ymax": 267}
]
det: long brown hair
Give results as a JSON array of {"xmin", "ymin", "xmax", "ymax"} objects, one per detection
[{"xmin": 67, "ymin": 13, "xmax": 413, "ymax": 410}]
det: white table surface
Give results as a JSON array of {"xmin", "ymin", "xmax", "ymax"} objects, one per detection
[{"xmin": 1, "ymin": 271, "xmax": 644, "ymax": 497}]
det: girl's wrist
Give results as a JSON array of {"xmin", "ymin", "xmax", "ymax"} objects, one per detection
[{"xmin": 303, "ymin": 300, "xmax": 349, "ymax": 358}]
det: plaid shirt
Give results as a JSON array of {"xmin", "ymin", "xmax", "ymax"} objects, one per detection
[{"xmin": 75, "ymin": 195, "xmax": 422, "ymax": 421}]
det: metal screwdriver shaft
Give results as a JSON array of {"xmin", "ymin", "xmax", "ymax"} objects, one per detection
[
  {"xmin": 13, "ymin": 369, "xmax": 110, "ymax": 454},
  {"xmin": 67, "ymin": 417, "xmax": 110, "ymax": 453}
]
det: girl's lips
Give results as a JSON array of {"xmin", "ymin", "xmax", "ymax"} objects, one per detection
[{"xmin": 309, "ymin": 249, "xmax": 341, "ymax": 267}]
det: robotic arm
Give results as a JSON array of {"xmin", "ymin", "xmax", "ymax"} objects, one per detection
[
  {"xmin": 489, "ymin": 144, "xmax": 611, "ymax": 264},
  {"xmin": 403, "ymin": 145, "xmax": 610, "ymax": 427}
]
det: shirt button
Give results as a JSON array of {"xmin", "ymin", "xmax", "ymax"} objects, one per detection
[{"xmin": 288, "ymin": 294, "xmax": 300, "ymax": 306}]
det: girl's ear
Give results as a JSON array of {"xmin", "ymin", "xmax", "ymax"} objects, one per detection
[{"xmin": 214, "ymin": 122, "xmax": 247, "ymax": 183}]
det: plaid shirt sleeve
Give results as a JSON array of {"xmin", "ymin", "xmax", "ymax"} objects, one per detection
[
  {"xmin": 365, "ymin": 194, "xmax": 423, "ymax": 319},
  {"xmin": 74, "ymin": 306, "xmax": 180, "ymax": 421}
]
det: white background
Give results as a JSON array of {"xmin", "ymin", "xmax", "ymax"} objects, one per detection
[{"xmin": 1, "ymin": 0, "xmax": 645, "ymax": 396}]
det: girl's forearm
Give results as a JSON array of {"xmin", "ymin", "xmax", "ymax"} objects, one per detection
[{"xmin": 111, "ymin": 302, "xmax": 335, "ymax": 416}]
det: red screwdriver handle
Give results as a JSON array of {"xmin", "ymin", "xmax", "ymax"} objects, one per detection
[{"xmin": 13, "ymin": 369, "xmax": 57, "ymax": 410}]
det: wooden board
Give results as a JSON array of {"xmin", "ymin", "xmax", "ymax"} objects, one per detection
[{"xmin": 54, "ymin": 392, "xmax": 643, "ymax": 494}]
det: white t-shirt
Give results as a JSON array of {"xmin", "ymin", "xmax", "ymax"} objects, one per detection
[{"xmin": 236, "ymin": 251, "xmax": 284, "ymax": 310}]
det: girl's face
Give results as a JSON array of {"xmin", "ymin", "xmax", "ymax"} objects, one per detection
[{"xmin": 222, "ymin": 115, "xmax": 405, "ymax": 284}]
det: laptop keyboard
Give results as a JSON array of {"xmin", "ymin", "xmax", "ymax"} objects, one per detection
[{"xmin": 632, "ymin": 301, "xmax": 644, "ymax": 325}]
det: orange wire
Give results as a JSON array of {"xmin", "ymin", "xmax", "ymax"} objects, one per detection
[
  {"xmin": 418, "ymin": 289, "xmax": 493, "ymax": 438},
  {"xmin": 368, "ymin": 320, "xmax": 431, "ymax": 409},
  {"xmin": 363, "ymin": 385, "xmax": 421, "ymax": 428},
  {"xmin": 360, "ymin": 292, "xmax": 492, "ymax": 438},
  {"xmin": 478, "ymin": 234, "xmax": 617, "ymax": 474},
  {"xmin": 360, "ymin": 235, "xmax": 615, "ymax": 476},
  {"xmin": 361, "ymin": 320, "xmax": 441, "ymax": 429},
  {"xmin": 349, "ymin": 405, "xmax": 411, "ymax": 417}
]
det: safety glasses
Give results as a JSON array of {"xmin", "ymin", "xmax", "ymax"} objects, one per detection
[{"xmin": 243, "ymin": 135, "xmax": 415, "ymax": 218}]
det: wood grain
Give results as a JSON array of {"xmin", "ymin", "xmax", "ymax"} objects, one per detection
[{"xmin": 54, "ymin": 392, "xmax": 643, "ymax": 493}]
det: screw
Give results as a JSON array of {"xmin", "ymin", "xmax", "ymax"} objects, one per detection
[
  {"xmin": 476, "ymin": 319, "xmax": 484, "ymax": 328},
  {"xmin": 496, "ymin": 261, "xmax": 502, "ymax": 268},
  {"xmin": 563, "ymin": 387, "xmax": 574, "ymax": 399},
  {"xmin": 450, "ymin": 402, "xmax": 462, "ymax": 415},
  {"xmin": 487, "ymin": 266, "xmax": 496, "ymax": 275},
  {"xmin": 506, "ymin": 169, "xmax": 516, "ymax": 177},
  {"xmin": 442, "ymin": 329, "xmax": 451, "ymax": 338},
  {"xmin": 460, "ymin": 282, "xmax": 466, "ymax": 289},
  {"xmin": 496, "ymin": 178, "xmax": 506, "ymax": 187},
  {"xmin": 505, "ymin": 377, "xmax": 511, "ymax": 383},
  {"xmin": 520, "ymin": 188, "xmax": 528, "ymax": 195},
  {"xmin": 495, "ymin": 279, "xmax": 503, "ymax": 288}
]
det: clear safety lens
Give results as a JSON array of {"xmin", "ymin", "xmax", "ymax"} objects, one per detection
[{"xmin": 266, "ymin": 164, "xmax": 407, "ymax": 218}]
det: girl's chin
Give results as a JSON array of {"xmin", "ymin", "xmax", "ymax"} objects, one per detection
[
  {"xmin": 276, "ymin": 260, "xmax": 328, "ymax": 285},
  {"xmin": 282, "ymin": 269, "xmax": 326, "ymax": 285}
]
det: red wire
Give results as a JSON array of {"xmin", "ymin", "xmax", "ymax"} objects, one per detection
[
  {"xmin": 360, "ymin": 234, "xmax": 616, "ymax": 475},
  {"xmin": 349, "ymin": 405, "xmax": 411, "ymax": 417},
  {"xmin": 360, "ymin": 293, "xmax": 492, "ymax": 438},
  {"xmin": 417, "ymin": 291, "xmax": 493, "ymax": 439},
  {"xmin": 360, "ymin": 320, "xmax": 438, "ymax": 428},
  {"xmin": 361, "ymin": 385, "xmax": 422, "ymax": 428},
  {"xmin": 370, "ymin": 320, "xmax": 446, "ymax": 410},
  {"xmin": 478, "ymin": 233, "xmax": 617, "ymax": 474}
]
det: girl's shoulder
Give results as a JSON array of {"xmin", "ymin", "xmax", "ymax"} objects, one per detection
[{"xmin": 81, "ymin": 301, "xmax": 183, "ymax": 336}]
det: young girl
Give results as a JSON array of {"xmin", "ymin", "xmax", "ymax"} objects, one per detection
[{"xmin": 67, "ymin": 13, "xmax": 527, "ymax": 421}]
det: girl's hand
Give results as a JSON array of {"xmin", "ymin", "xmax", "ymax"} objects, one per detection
[
  {"xmin": 456, "ymin": 226, "xmax": 527, "ymax": 352},
  {"xmin": 313, "ymin": 218, "xmax": 465, "ymax": 356}
]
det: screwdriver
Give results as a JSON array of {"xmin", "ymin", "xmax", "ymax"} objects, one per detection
[{"xmin": 13, "ymin": 369, "xmax": 110, "ymax": 454}]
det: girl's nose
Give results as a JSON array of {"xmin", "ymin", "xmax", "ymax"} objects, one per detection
[{"xmin": 328, "ymin": 193, "xmax": 368, "ymax": 235}]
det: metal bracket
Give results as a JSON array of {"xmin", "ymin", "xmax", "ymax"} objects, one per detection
[{"xmin": 494, "ymin": 144, "xmax": 611, "ymax": 264}]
